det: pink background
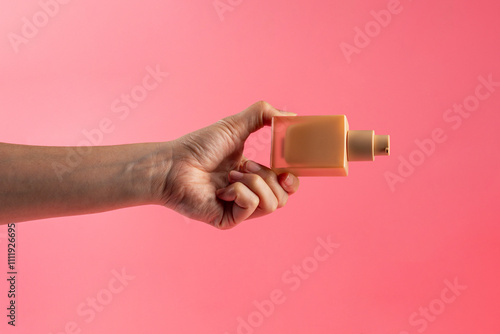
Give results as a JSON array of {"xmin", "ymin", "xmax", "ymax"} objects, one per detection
[{"xmin": 1, "ymin": 0, "xmax": 499, "ymax": 333}]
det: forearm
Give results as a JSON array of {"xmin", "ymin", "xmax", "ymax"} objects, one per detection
[{"xmin": 0, "ymin": 142, "xmax": 172, "ymax": 224}]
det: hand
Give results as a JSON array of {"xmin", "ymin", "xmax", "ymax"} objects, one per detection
[{"xmin": 159, "ymin": 101, "xmax": 300, "ymax": 229}]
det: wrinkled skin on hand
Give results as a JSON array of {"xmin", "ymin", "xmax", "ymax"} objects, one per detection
[{"xmin": 160, "ymin": 101, "xmax": 299, "ymax": 229}]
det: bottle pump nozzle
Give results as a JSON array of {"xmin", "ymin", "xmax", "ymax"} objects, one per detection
[{"xmin": 347, "ymin": 130, "xmax": 390, "ymax": 161}]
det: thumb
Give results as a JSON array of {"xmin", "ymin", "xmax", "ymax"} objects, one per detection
[{"xmin": 233, "ymin": 101, "xmax": 296, "ymax": 138}]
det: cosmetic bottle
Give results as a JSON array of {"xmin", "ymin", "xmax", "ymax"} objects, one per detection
[{"xmin": 270, "ymin": 115, "xmax": 390, "ymax": 176}]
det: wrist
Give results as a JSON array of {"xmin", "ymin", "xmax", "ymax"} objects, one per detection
[{"xmin": 139, "ymin": 141, "xmax": 174, "ymax": 206}]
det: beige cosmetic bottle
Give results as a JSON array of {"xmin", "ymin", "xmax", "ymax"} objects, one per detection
[{"xmin": 270, "ymin": 115, "xmax": 390, "ymax": 176}]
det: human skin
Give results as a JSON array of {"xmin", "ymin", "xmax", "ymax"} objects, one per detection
[{"xmin": 0, "ymin": 101, "xmax": 299, "ymax": 229}]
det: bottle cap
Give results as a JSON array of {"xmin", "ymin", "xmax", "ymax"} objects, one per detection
[{"xmin": 347, "ymin": 130, "xmax": 390, "ymax": 161}]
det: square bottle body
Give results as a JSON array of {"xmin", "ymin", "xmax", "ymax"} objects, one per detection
[{"xmin": 270, "ymin": 115, "xmax": 349, "ymax": 176}]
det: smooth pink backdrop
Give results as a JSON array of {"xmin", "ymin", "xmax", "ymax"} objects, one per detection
[{"xmin": 1, "ymin": 0, "xmax": 499, "ymax": 333}]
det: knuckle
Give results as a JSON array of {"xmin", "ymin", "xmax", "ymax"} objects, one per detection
[
  {"xmin": 256, "ymin": 100, "xmax": 270, "ymax": 111},
  {"xmin": 262, "ymin": 196, "xmax": 278, "ymax": 213},
  {"xmin": 263, "ymin": 171, "xmax": 277, "ymax": 184},
  {"xmin": 270, "ymin": 198, "xmax": 279, "ymax": 212},
  {"xmin": 277, "ymin": 193, "xmax": 288, "ymax": 208},
  {"xmin": 247, "ymin": 173, "xmax": 263, "ymax": 187},
  {"xmin": 234, "ymin": 181, "xmax": 245, "ymax": 192},
  {"xmin": 250, "ymin": 194, "xmax": 260, "ymax": 208}
]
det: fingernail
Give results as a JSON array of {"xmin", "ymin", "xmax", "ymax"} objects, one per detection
[
  {"xmin": 284, "ymin": 173, "xmax": 293, "ymax": 187},
  {"xmin": 229, "ymin": 170, "xmax": 244, "ymax": 180},
  {"xmin": 245, "ymin": 160, "xmax": 261, "ymax": 173}
]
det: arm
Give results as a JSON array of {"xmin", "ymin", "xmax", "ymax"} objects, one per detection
[
  {"xmin": 0, "ymin": 101, "xmax": 299, "ymax": 229},
  {"xmin": 0, "ymin": 142, "xmax": 171, "ymax": 224}
]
